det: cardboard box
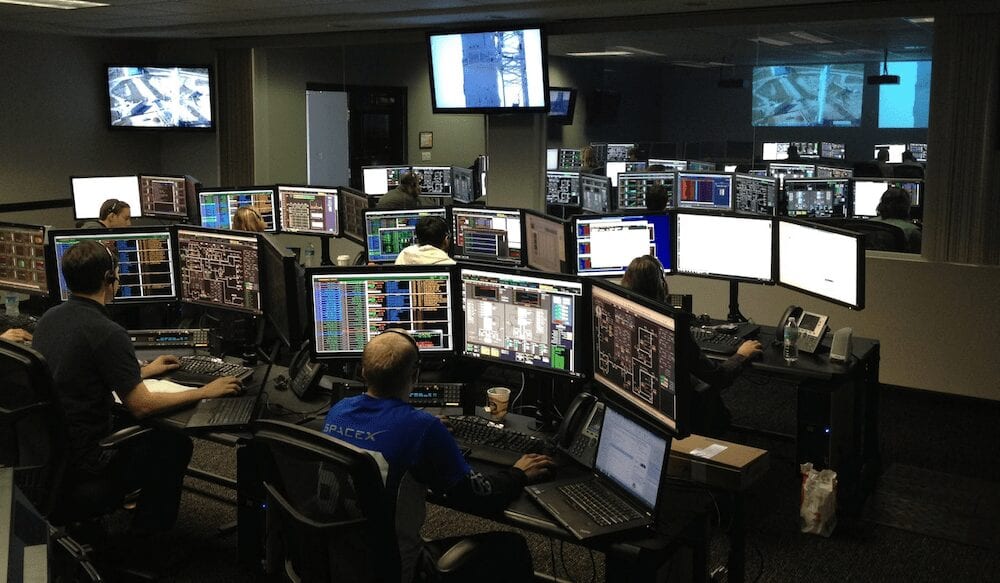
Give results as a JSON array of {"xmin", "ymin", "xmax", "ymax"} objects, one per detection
[{"xmin": 668, "ymin": 435, "xmax": 770, "ymax": 491}]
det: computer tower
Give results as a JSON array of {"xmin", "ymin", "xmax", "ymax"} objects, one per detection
[
  {"xmin": 796, "ymin": 379, "xmax": 856, "ymax": 472},
  {"xmin": 236, "ymin": 443, "xmax": 266, "ymax": 570}
]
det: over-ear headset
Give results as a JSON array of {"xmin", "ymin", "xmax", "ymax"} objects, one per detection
[
  {"xmin": 380, "ymin": 328, "xmax": 421, "ymax": 378},
  {"xmin": 103, "ymin": 244, "xmax": 119, "ymax": 285}
]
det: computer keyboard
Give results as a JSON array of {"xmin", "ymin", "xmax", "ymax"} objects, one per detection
[
  {"xmin": 0, "ymin": 313, "xmax": 38, "ymax": 334},
  {"xmin": 206, "ymin": 397, "xmax": 255, "ymax": 426},
  {"xmin": 691, "ymin": 328, "xmax": 740, "ymax": 355},
  {"xmin": 558, "ymin": 481, "xmax": 642, "ymax": 526},
  {"xmin": 166, "ymin": 355, "xmax": 255, "ymax": 385},
  {"xmin": 448, "ymin": 415, "xmax": 545, "ymax": 466}
]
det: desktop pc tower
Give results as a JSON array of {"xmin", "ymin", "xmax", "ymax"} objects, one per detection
[{"xmin": 796, "ymin": 379, "xmax": 857, "ymax": 474}]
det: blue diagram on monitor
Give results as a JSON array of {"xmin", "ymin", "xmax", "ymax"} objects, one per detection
[{"xmin": 752, "ymin": 64, "xmax": 863, "ymax": 127}]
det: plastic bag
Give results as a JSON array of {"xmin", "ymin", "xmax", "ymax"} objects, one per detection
[{"xmin": 800, "ymin": 462, "xmax": 838, "ymax": 537}]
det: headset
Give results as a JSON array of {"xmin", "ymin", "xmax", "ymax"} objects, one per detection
[
  {"xmin": 102, "ymin": 243, "xmax": 119, "ymax": 286},
  {"xmin": 380, "ymin": 328, "xmax": 421, "ymax": 379}
]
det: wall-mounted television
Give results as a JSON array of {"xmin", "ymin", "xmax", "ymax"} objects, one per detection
[
  {"xmin": 107, "ymin": 65, "xmax": 214, "ymax": 130},
  {"xmin": 427, "ymin": 27, "xmax": 549, "ymax": 114},
  {"xmin": 752, "ymin": 63, "xmax": 863, "ymax": 127},
  {"xmin": 548, "ymin": 87, "xmax": 577, "ymax": 124}
]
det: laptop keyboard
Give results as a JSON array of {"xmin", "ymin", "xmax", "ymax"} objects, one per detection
[
  {"xmin": 558, "ymin": 481, "xmax": 643, "ymax": 526},
  {"xmin": 207, "ymin": 397, "xmax": 255, "ymax": 426}
]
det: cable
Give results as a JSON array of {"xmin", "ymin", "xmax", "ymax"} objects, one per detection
[
  {"xmin": 549, "ymin": 538, "xmax": 558, "ymax": 580},
  {"xmin": 558, "ymin": 540, "xmax": 578, "ymax": 583},
  {"xmin": 510, "ymin": 371, "xmax": 526, "ymax": 410},
  {"xmin": 588, "ymin": 549, "xmax": 597, "ymax": 583}
]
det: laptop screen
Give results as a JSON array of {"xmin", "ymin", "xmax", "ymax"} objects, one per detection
[{"xmin": 594, "ymin": 406, "xmax": 667, "ymax": 510}]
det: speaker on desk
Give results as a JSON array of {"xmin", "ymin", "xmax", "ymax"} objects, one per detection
[{"xmin": 829, "ymin": 327, "xmax": 853, "ymax": 363}]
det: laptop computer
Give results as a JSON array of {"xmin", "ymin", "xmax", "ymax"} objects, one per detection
[
  {"xmin": 525, "ymin": 404, "xmax": 670, "ymax": 540},
  {"xmin": 185, "ymin": 353, "xmax": 274, "ymax": 431}
]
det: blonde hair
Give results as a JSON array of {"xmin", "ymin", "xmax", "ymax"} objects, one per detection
[{"xmin": 233, "ymin": 206, "xmax": 266, "ymax": 232}]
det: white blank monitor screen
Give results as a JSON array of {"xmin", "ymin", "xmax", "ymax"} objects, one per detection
[
  {"xmin": 874, "ymin": 144, "xmax": 906, "ymax": 164},
  {"xmin": 525, "ymin": 212, "xmax": 566, "ymax": 273},
  {"xmin": 675, "ymin": 213, "xmax": 773, "ymax": 282},
  {"xmin": 762, "ymin": 142, "xmax": 789, "ymax": 160},
  {"xmin": 72, "ymin": 176, "xmax": 143, "ymax": 219},
  {"xmin": 779, "ymin": 221, "xmax": 862, "ymax": 308},
  {"xmin": 547, "ymin": 148, "xmax": 559, "ymax": 170},
  {"xmin": 362, "ymin": 166, "xmax": 410, "ymax": 195},
  {"xmin": 852, "ymin": 180, "xmax": 888, "ymax": 217}
]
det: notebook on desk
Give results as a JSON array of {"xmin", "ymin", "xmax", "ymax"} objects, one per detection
[{"xmin": 525, "ymin": 405, "xmax": 670, "ymax": 540}]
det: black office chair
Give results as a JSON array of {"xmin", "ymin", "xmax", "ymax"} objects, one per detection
[
  {"xmin": 893, "ymin": 165, "xmax": 924, "ymax": 179},
  {"xmin": 838, "ymin": 219, "xmax": 909, "ymax": 252},
  {"xmin": 852, "ymin": 161, "xmax": 884, "ymax": 178}
]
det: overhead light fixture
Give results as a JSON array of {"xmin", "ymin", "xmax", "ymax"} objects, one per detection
[
  {"xmin": 906, "ymin": 16, "xmax": 935, "ymax": 24},
  {"xmin": 788, "ymin": 31, "xmax": 833, "ymax": 44},
  {"xmin": 613, "ymin": 46, "xmax": 664, "ymax": 57},
  {"xmin": 867, "ymin": 48, "xmax": 900, "ymax": 85},
  {"xmin": 566, "ymin": 51, "xmax": 633, "ymax": 57},
  {"xmin": 0, "ymin": 0, "xmax": 107, "ymax": 7},
  {"xmin": 673, "ymin": 61, "xmax": 713, "ymax": 68},
  {"xmin": 749, "ymin": 37, "xmax": 793, "ymax": 47}
]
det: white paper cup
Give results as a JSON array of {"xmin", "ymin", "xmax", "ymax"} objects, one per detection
[
  {"xmin": 336, "ymin": 254, "xmax": 351, "ymax": 266},
  {"xmin": 486, "ymin": 386, "xmax": 511, "ymax": 420}
]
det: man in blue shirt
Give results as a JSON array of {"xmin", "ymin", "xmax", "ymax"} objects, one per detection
[{"xmin": 323, "ymin": 330, "xmax": 553, "ymax": 582}]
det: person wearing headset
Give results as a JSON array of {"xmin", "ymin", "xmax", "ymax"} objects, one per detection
[
  {"xmin": 322, "ymin": 330, "xmax": 553, "ymax": 583},
  {"xmin": 32, "ymin": 241, "xmax": 240, "ymax": 537},
  {"xmin": 80, "ymin": 199, "xmax": 132, "ymax": 229},
  {"xmin": 394, "ymin": 216, "xmax": 455, "ymax": 265},
  {"xmin": 232, "ymin": 205, "xmax": 267, "ymax": 232}
]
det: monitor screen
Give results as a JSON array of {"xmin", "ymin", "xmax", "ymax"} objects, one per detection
[
  {"xmin": 676, "ymin": 172, "xmax": 733, "ymax": 210},
  {"xmin": 451, "ymin": 206, "xmax": 523, "ymax": 264},
  {"xmin": 768, "ymin": 163, "xmax": 816, "ymax": 180},
  {"xmin": 762, "ymin": 142, "xmax": 790, "ymax": 161},
  {"xmin": 107, "ymin": 65, "xmax": 213, "ymax": 129},
  {"xmin": 878, "ymin": 60, "xmax": 931, "ymax": 129},
  {"xmin": 452, "ymin": 167, "xmax": 475, "ymax": 203},
  {"xmin": 815, "ymin": 165, "xmax": 853, "ymax": 179},
  {"xmin": 686, "ymin": 160, "xmax": 716, "ymax": 172},
  {"xmin": 546, "ymin": 148, "xmax": 559, "ymax": 170},
  {"xmin": 605, "ymin": 161, "xmax": 647, "ymax": 187},
  {"xmin": 793, "ymin": 141, "xmax": 821, "ymax": 157},
  {"xmin": 176, "ymin": 227, "xmax": 261, "ymax": 314},
  {"xmin": 752, "ymin": 63, "xmax": 864, "ymax": 127},
  {"xmin": 259, "ymin": 233, "xmax": 306, "ymax": 347},
  {"xmin": 783, "ymin": 178, "xmax": 849, "ymax": 218},
  {"xmin": 428, "ymin": 28, "xmax": 548, "ymax": 113},
  {"xmin": 51, "ymin": 228, "xmax": 176, "ymax": 303},
  {"xmin": 71, "ymin": 176, "xmax": 143, "ymax": 220},
  {"xmin": 364, "ymin": 208, "xmax": 448, "ymax": 264},
  {"xmin": 822, "ymin": 142, "xmax": 846, "ymax": 160},
  {"xmin": 524, "ymin": 210, "xmax": 567, "ymax": 273},
  {"xmin": 411, "ymin": 166, "xmax": 453, "ymax": 196},
  {"xmin": 557, "ymin": 148, "xmax": 583, "ymax": 169},
  {"xmin": 675, "ymin": 213, "xmax": 774, "ymax": 283},
  {"xmin": 580, "ymin": 173, "xmax": 614, "ymax": 213},
  {"xmin": 724, "ymin": 165, "xmax": 738, "ymax": 172},
  {"xmin": 895, "ymin": 180, "xmax": 923, "ymax": 206},
  {"xmin": 277, "ymin": 185, "xmax": 340, "ymax": 236},
  {"xmin": 595, "ymin": 405, "xmax": 667, "ymax": 510},
  {"xmin": 362, "ymin": 166, "xmax": 411, "ymax": 195},
  {"xmin": 198, "ymin": 188, "xmax": 277, "ymax": 232},
  {"xmin": 591, "ymin": 281, "xmax": 687, "ymax": 434},
  {"xmin": 606, "ymin": 143, "xmax": 636, "ymax": 163},
  {"xmin": 648, "ymin": 159, "xmax": 687, "ymax": 171},
  {"xmin": 618, "ymin": 172, "xmax": 675, "ymax": 210},
  {"xmin": 733, "ymin": 174, "xmax": 777, "ymax": 216},
  {"xmin": 339, "ymin": 187, "xmax": 370, "ymax": 244},
  {"xmin": 778, "ymin": 219, "xmax": 864, "ymax": 309},
  {"xmin": 460, "ymin": 267, "xmax": 584, "ymax": 377},
  {"xmin": 311, "ymin": 267, "xmax": 455, "ymax": 356},
  {"xmin": 546, "ymin": 171, "xmax": 581, "ymax": 206},
  {"xmin": 852, "ymin": 179, "xmax": 922, "ymax": 217},
  {"xmin": 573, "ymin": 212, "xmax": 672, "ymax": 277},
  {"xmin": 908, "ymin": 143, "xmax": 928, "ymax": 162},
  {"xmin": 0, "ymin": 222, "xmax": 47, "ymax": 296},
  {"xmin": 138, "ymin": 175, "xmax": 188, "ymax": 219},
  {"xmin": 874, "ymin": 144, "xmax": 907, "ymax": 164},
  {"xmin": 549, "ymin": 87, "xmax": 577, "ymax": 124}
]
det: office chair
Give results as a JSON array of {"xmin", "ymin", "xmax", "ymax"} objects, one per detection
[
  {"xmin": 852, "ymin": 161, "xmax": 884, "ymax": 178},
  {"xmin": 893, "ymin": 165, "xmax": 924, "ymax": 179},
  {"xmin": 837, "ymin": 219, "xmax": 909, "ymax": 252}
]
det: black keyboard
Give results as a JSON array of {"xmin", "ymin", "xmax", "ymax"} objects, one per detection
[
  {"xmin": 167, "ymin": 355, "xmax": 255, "ymax": 385},
  {"xmin": 558, "ymin": 481, "xmax": 642, "ymax": 527},
  {"xmin": 448, "ymin": 415, "xmax": 544, "ymax": 466},
  {"xmin": 691, "ymin": 328, "xmax": 740, "ymax": 355},
  {"xmin": 207, "ymin": 397, "xmax": 255, "ymax": 426},
  {"xmin": 0, "ymin": 314, "xmax": 37, "ymax": 333}
]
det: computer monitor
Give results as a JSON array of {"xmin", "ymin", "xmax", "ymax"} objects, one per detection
[
  {"xmin": 138, "ymin": 174, "xmax": 188, "ymax": 219},
  {"xmin": 277, "ymin": 185, "xmax": 340, "ymax": 236},
  {"xmin": 851, "ymin": 178, "xmax": 923, "ymax": 217},
  {"xmin": 580, "ymin": 173, "xmax": 614, "ymax": 213},
  {"xmin": 0, "ymin": 222, "xmax": 48, "ymax": 296},
  {"xmin": 815, "ymin": 165, "xmax": 854, "ymax": 179},
  {"xmin": 686, "ymin": 160, "xmax": 716, "ymax": 172},
  {"xmin": 676, "ymin": 172, "xmax": 733, "ymax": 211},
  {"xmin": 822, "ymin": 142, "xmax": 846, "ymax": 160},
  {"xmin": 451, "ymin": 167, "xmax": 475, "ymax": 203},
  {"xmin": 548, "ymin": 87, "xmax": 577, "ymax": 124},
  {"xmin": 451, "ymin": 206, "xmax": 524, "ymax": 265},
  {"xmin": 724, "ymin": 164, "xmax": 738, "ymax": 172},
  {"xmin": 175, "ymin": 226, "xmax": 261, "ymax": 314},
  {"xmin": 523, "ymin": 209, "xmax": 568, "ymax": 273},
  {"xmin": 907, "ymin": 143, "xmax": 928, "ymax": 162},
  {"xmin": 259, "ymin": 233, "xmax": 307, "ymax": 347},
  {"xmin": 617, "ymin": 172, "xmax": 675, "ymax": 210},
  {"xmin": 590, "ymin": 278, "xmax": 690, "ymax": 435},
  {"xmin": 361, "ymin": 165, "xmax": 411, "ymax": 195},
  {"xmin": 546, "ymin": 148, "xmax": 559, "ymax": 170},
  {"xmin": 198, "ymin": 187, "xmax": 277, "ymax": 232},
  {"xmin": 605, "ymin": 162, "xmax": 647, "ymax": 187},
  {"xmin": 606, "ymin": 143, "xmax": 636, "ymax": 163},
  {"xmin": 874, "ymin": 144, "xmax": 907, "ymax": 163},
  {"xmin": 49, "ymin": 227, "xmax": 176, "ymax": 303},
  {"xmin": 339, "ymin": 186, "xmax": 370, "ymax": 244},
  {"xmin": 648, "ymin": 159, "xmax": 687, "ymax": 171},
  {"xmin": 546, "ymin": 171, "xmax": 581, "ymax": 206},
  {"xmin": 411, "ymin": 166, "xmax": 453, "ymax": 196},
  {"xmin": 733, "ymin": 174, "xmax": 777, "ymax": 216},
  {"xmin": 768, "ymin": 163, "xmax": 816, "ymax": 180},
  {"xmin": 71, "ymin": 175, "xmax": 143, "ymax": 220},
  {"xmin": 460, "ymin": 266, "xmax": 584, "ymax": 378},
  {"xmin": 792, "ymin": 141, "xmax": 821, "ymax": 158},
  {"xmin": 310, "ymin": 266, "xmax": 455, "ymax": 356},
  {"xmin": 364, "ymin": 208, "xmax": 448, "ymax": 264},
  {"xmin": 778, "ymin": 219, "xmax": 864, "ymax": 309},
  {"xmin": 761, "ymin": 142, "xmax": 790, "ymax": 161},
  {"xmin": 573, "ymin": 212, "xmax": 672, "ymax": 277},
  {"xmin": 558, "ymin": 148, "xmax": 583, "ymax": 169},
  {"xmin": 675, "ymin": 212, "xmax": 774, "ymax": 283},
  {"xmin": 783, "ymin": 178, "xmax": 849, "ymax": 218}
]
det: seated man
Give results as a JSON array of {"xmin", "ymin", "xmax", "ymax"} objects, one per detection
[
  {"xmin": 394, "ymin": 216, "xmax": 455, "ymax": 265},
  {"xmin": 32, "ymin": 240, "xmax": 240, "ymax": 536},
  {"xmin": 873, "ymin": 187, "xmax": 921, "ymax": 253},
  {"xmin": 376, "ymin": 172, "xmax": 424, "ymax": 210},
  {"xmin": 322, "ymin": 331, "xmax": 553, "ymax": 582},
  {"xmin": 80, "ymin": 198, "xmax": 132, "ymax": 229}
]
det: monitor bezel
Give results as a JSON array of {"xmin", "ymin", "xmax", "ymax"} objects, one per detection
[
  {"xmin": 172, "ymin": 224, "xmax": 263, "ymax": 315},
  {"xmin": 776, "ymin": 216, "xmax": 866, "ymax": 310},
  {"xmin": 579, "ymin": 172, "xmax": 615, "ymax": 213},
  {"xmin": 70, "ymin": 175, "xmax": 143, "ymax": 220},
  {"xmin": 360, "ymin": 165, "xmax": 413, "ymax": 196},
  {"xmin": 410, "ymin": 166, "xmax": 456, "ymax": 197},
  {"xmin": 275, "ymin": 183, "xmax": 342, "ymax": 237},
  {"xmin": 732, "ymin": 173, "xmax": 778, "ymax": 217},
  {"xmin": 521, "ymin": 207, "xmax": 570, "ymax": 274},
  {"xmin": 450, "ymin": 166, "xmax": 477, "ymax": 204},
  {"xmin": 337, "ymin": 186, "xmax": 372, "ymax": 245},
  {"xmin": 196, "ymin": 185, "xmax": 279, "ymax": 233},
  {"xmin": 545, "ymin": 170, "xmax": 582, "ymax": 207},
  {"xmin": 259, "ymin": 232, "xmax": 307, "ymax": 348},
  {"xmin": 105, "ymin": 64, "xmax": 216, "ymax": 132},
  {"xmin": 137, "ymin": 173, "xmax": 190, "ymax": 220},
  {"xmin": 449, "ymin": 205, "xmax": 527, "ymax": 266},
  {"xmin": 363, "ymin": 207, "xmax": 449, "ymax": 264},
  {"xmin": 673, "ymin": 210, "xmax": 777, "ymax": 284},
  {"xmin": 675, "ymin": 170, "xmax": 735, "ymax": 212},
  {"xmin": 0, "ymin": 221, "xmax": 49, "ymax": 297},
  {"xmin": 616, "ymin": 171, "xmax": 677, "ymax": 210},
  {"xmin": 782, "ymin": 177, "xmax": 851, "ymax": 219},
  {"xmin": 571, "ymin": 210, "xmax": 675, "ymax": 278},
  {"xmin": 548, "ymin": 86, "xmax": 577, "ymax": 124}
]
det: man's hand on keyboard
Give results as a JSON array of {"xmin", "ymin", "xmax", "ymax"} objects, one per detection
[
  {"xmin": 201, "ymin": 376, "xmax": 242, "ymax": 398},
  {"xmin": 737, "ymin": 340, "xmax": 763, "ymax": 360},
  {"xmin": 142, "ymin": 354, "xmax": 181, "ymax": 378},
  {"xmin": 514, "ymin": 453, "xmax": 555, "ymax": 483},
  {"xmin": 437, "ymin": 415, "xmax": 454, "ymax": 433},
  {"xmin": 0, "ymin": 328, "xmax": 32, "ymax": 343}
]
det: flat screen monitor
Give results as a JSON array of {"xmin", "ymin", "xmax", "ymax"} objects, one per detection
[
  {"xmin": 524, "ymin": 209, "xmax": 568, "ymax": 273},
  {"xmin": 0, "ymin": 222, "xmax": 47, "ymax": 296},
  {"xmin": 783, "ymin": 178, "xmax": 849, "ymax": 218},
  {"xmin": 591, "ymin": 279, "xmax": 689, "ymax": 435},
  {"xmin": 686, "ymin": 160, "xmax": 716, "ymax": 172},
  {"xmin": 752, "ymin": 63, "xmax": 864, "ymax": 127},
  {"xmin": 460, "ymin": 266, "xmax": 584, "ymax": 377},
  {"xmin": 175, "ymin": 226, "xmax": 261, "ymax": 314},
  {"xmin": 558, "ymin": 148, "xmax": 583, "ymax": 169},
  {"xmin": 428, "ymin": 27, "xmax": 549, "ymax": 113},
  {"xmin": 71, "ymin": 176, "xmax": 143, "ymax": 220},
  {"xmin": 851, "ymin": 179, "xmax": 922, "ymax": 217},
  {"xmin": 452, "ymin": 167, "xmax": 475, "ymax": 203},
  {"xmin": 617, "ymin": 172, "xmax": 675, "ymax": 210},
  {"xmin": 793, "ymin": 141, "xmax": 821, "ymax": 158},
  {"xmin": 277, "ymin": 185, "xmax": 340, "ymax": 236},
  {"xmin": 259, "ymin": 233, "xmax": 307, "ymax": 347},
  {"xmin": 549, "ymin": 87, "xmax": 577, "ymax": 124},
  {"xmin": 364, "ymin": 208, "xmax": 448, "ymax": 264},
  {"xmin": 815, "ymin": 165, "xmax": 853, "ymax": 179},
  {"xmin": 546, "ymin": 148, "xmax": 559, "ymax": 170},
  {"xmin": 676, "ymin": 172, "xmax": 733, "ymax": 211},
  {"xmin": 573, "ymin": 212, "xmax": 672, "ymax": 277},
  {"xmin": 822, "ymin": 142, "xmax": 846, "ymax": 160},
  {"xmin": 648, "ymin": 159, "xmax": 687, "ymax": 171},
  {"xmin": 874, "ymin": 144, "xmax": 907, "ymax": 164},
  {"xmin": 778, "ymin": 219, "xmax": 864, "ymax": 309},
  {"xmin": 198, "ymin": 187, "xmax": 277, "ymax": 232},
  {"xmin": 733, "ymin": 174, "xmax": 777, "ymax": 216},
  {"xmin": 606, "ymin": 143, "xmax": 636, "ymax": 163},
  {"xmin": 768, "ymin": 163, "xmax": 816, "ymax": 181},
  {"xmin": 908, "ymin": 143, "xmax": 928, "ymax": 162},
  {"xmin": 675, "ymin": 212, "xmax": 774, "ymax": 283},
  {"xmin": 580, "ymin": 173, "xmax": 614, "ymax": 213},
  {"xmin": 339, "ymin": 187, "xmax": 370, "ymax": 244},
  {"xmin": 724, "ymin": 165, "xmax": 738, "ymax": 172},
  {"xmin": 451, "ymin": 206, "xmax": 524, "ymax": 265},
  {"xmin": 361, "ymin": 165, "xmax": 411, "ymax": 195},
  {"xmin": 311, "ymin": 266, "xmax": 455, "ymax": 356},
  {"xmin": 411, "ymin": 166, "xmax": 453, "ymax": 196},
  {"xmin": 50, "ymin": 228, "xmax": 176, "ymax": 303},
  {"xmin": 878, "ymin": 60, "xmax": 932, "ymax": 129},
  {"xmin": 761, "ymin": 142, "xmax": 790, "ymax": 161},
  {"xmin": 605, "ymin": 162, "xmax": 647, "ymax": 187},
  {"xmin": 107, "ymin": 65, "xmax": 213, "ymax": 129},
  {"xmin": 138, "ymin": 174, "xmax": 188, "ymax": 219},
  {"xmin": 546, "ymin": 171, "xmax": 581, "ymax": 206}
]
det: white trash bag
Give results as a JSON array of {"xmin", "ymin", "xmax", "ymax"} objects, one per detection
[{"xmin": 800, "ymin": 462, "xmax": 838, "ymax": 537}]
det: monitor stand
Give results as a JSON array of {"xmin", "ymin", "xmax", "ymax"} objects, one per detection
[
  {"xmin": 319, "ymin": 239, "xmax": 335, "ymax": 266},
  {"xmin": 727, "ymin": 280, "xmax": 748, "ymax": 323}
]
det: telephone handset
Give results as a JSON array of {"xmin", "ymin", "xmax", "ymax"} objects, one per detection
[
  {"xmin": 288, "ymin": 340, "xmax": 326, "ymax": 399},
  {"xmin": 556, "ymin": 392, "xmax": 604, "ymax": 468},
  {"xmin": 776, "ymin": 305, "xmax": 830, "ymax": 354}
]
